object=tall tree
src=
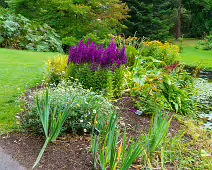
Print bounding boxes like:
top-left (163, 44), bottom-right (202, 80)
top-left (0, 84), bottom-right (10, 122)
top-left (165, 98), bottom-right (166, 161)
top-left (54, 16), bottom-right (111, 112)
top-left (123, 0), bottom-right (174, 41)
top-left (182, 0), bottom-right (212, 37)
top-left (176, 0), bottom-right (181, 40)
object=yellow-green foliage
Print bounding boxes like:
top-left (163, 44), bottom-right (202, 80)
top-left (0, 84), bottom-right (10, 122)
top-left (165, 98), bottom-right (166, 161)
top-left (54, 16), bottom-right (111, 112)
top-left (45, 55), bottom-right (68, 84)
top-left (142, 40), bottom-right (180, 65)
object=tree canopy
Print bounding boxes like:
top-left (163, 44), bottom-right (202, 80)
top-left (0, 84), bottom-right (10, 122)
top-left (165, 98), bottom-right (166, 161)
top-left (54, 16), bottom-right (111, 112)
top-left (8, 0), bottom-right (129, 39)
top-left (123, 0), bottom-right (175, 41)
top-left (1, 0), bottom-right (211, 44)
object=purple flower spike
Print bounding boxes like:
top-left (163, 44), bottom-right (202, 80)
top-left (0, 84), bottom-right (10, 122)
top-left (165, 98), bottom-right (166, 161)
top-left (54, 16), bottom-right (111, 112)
top-left (68, 39), bottom-right (128, 70)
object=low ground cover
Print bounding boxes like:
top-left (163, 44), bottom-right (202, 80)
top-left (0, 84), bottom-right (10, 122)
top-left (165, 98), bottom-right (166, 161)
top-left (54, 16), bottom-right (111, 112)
top-left (0, 48), bottom-right (57, 132)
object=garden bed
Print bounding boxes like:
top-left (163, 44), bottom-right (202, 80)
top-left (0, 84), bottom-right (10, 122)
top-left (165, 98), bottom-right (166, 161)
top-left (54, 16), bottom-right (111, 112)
top-left (0, 133), bottom-right (92, 170)
top-left (1, 39), bottom-right (211, 169)
top-left (0, 97), bottom-right (182, 169)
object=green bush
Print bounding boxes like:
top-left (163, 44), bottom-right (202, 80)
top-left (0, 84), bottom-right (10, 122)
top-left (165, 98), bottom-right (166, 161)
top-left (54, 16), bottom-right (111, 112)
top-left (196, 32), bottom-right (212, 50)
top-left (0, 13), bottom-right (63, 52)
top-left (62, 36), bottom-right (79, 53)
top-left (20, 81), bottom-right (113, 135)
top-left (142, 41), bottom-right (180, 66)
top-left (67, 63), bottom-right (126, 98)
top-left (127, 40), bottom-right (194, 115)
top-left (62, 34), bottom-right (111, 54)
top-left (45, 55), bottom-right (127, 98)
top-left (160, 73), bottom-right (194, 115)
top-left (131, 60), bottom-right (194, 115)
top-left (0, 6), bottom-right (5, 14)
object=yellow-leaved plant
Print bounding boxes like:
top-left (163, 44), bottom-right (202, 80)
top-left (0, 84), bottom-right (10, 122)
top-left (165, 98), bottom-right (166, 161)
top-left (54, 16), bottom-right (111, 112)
top-left (45, 55), bottom-right (68, 84)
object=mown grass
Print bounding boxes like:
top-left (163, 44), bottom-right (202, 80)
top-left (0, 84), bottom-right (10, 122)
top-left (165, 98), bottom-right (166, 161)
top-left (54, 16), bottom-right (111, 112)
top-left (170, 38), bottom-right (212, 69)
top-left (0, 48), bottom-right (58, 133)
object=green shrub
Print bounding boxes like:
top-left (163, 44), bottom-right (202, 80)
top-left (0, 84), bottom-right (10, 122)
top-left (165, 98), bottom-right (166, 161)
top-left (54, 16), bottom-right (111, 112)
top-left (128, 39), bottom-right (194, 115)
top-left (82, 33), bottom-right (112, 47)
top-left (160, 73), bottom-right (194, 115)
top-left (196, 32), bottom-right (212, 50)
top-left (45, 56), bottom-right (127, 98)
top-left (0, 13), bottom-right (63, 52)
top-left (62, 34), bottom-right (112, 54)
top-left (131, 63), bottom-right (195, 115)
top-left (20, 81), bottom-right (113, 135)
top-left (142, 41), bottom-right (180, 66)
top-left (0, 6), bottom-right (5, 14)
top-left (62, 36), bottom-right (79, 53)
top-left (131, 62), bottom-right (166, 114)
top-left (67, 63), bottom-right (126, 98)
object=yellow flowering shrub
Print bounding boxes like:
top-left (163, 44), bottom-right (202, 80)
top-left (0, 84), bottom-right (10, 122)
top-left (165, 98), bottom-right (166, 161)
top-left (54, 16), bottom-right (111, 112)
top-left (142, 40), bottom-right (180, 65)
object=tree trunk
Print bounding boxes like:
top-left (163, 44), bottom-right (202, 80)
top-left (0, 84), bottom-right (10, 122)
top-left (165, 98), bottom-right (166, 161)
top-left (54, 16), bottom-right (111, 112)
top-left (176, 0), bottom-right (181, 40)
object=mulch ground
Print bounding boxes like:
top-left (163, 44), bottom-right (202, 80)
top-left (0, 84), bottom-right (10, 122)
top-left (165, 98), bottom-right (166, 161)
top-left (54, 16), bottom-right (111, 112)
top-left (0, 96), bottom-right (182, 170)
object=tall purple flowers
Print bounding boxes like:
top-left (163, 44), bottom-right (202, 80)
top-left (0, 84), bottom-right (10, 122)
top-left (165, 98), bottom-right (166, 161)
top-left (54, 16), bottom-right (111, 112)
top-left (68, 39), bottom-right (128, 69)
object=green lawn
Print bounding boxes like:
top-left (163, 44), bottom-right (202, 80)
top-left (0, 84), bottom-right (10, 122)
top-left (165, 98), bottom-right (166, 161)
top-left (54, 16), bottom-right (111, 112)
top-left (0, 48), bottom-right (58, 133)
top-left (171, 38), bottom-right (212, 69)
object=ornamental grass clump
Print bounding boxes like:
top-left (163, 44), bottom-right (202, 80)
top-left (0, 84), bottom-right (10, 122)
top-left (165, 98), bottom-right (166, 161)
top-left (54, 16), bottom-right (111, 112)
top-left (91, 111), bottom-right (171, 169)
top-left (32, 88), bottom-right (75, 169)
top-left (68, 39), bottom-right (128, 69)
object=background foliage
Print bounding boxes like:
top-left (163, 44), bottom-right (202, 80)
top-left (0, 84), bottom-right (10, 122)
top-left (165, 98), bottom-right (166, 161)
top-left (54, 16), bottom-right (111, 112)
top-left (0, 13), bottom-right (63, 52)
top-left (1, 0), bottom-right (211, 46)
top-left (123, 0), bottom-right (175, 41)
top-left (7, 0), bottom-right (129, 48)
top-left (196, 32), bottom-right (212, 50)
